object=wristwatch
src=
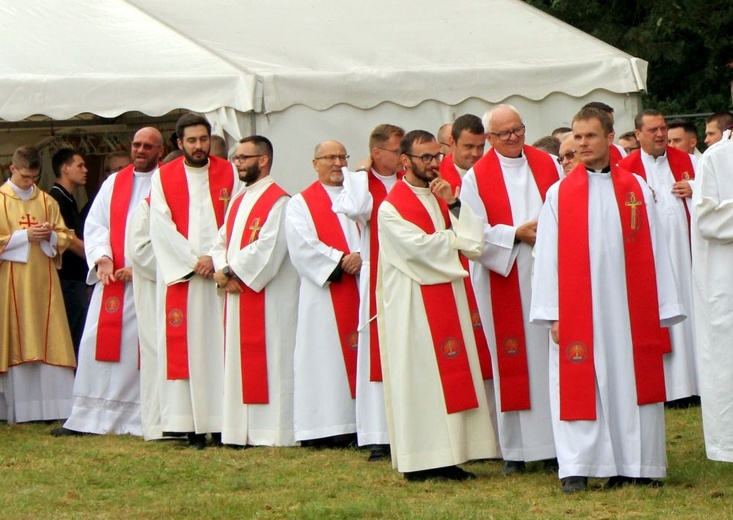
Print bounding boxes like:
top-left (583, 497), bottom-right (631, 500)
top-left (222, 265), bottom-right (234, 278)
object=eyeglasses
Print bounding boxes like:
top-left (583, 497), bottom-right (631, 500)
top-left (489, 125), bottom-right (526, 141)
top-left (232, 154), bottom-right (264, 162)
top-left (377, 147), bottom-right (401, 155)
top-left (557, 150), bottom-right (578, 164)
top-left (315, 154), bottom-right (349, 162)
top-left (405, 152), bottom-right (445, 165)
top-left (623, 146), bottom-right (640, 154)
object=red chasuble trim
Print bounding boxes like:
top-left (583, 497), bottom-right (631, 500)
top-left (472, 146), bottom-right (559, 411)
top-left (366, 171), bottom-right (404, 382)
top-left (558, 164), bottom-right (667, 421)
top-left (618, 146), bottom-right (695, 354)
top-left (225, 183), bottom-right (289, 404)
top-left (95, 166), bottom-right (135, 362)
top-left (385, 180), bottom-right (479, 414)
top-left (609, 144), bottom-right (623, 167)
top-left (160, 156), bottom-right (234, 380)
top-left (439, 154), bottom-right (463, 189)
top-left (301, 181), bottom-right (359, 399)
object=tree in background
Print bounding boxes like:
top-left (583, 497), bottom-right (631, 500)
top-left (523, 0), bottom-right (733, 116)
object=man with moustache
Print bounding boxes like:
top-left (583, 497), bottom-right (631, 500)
top-left (461, 104), bottom-right (561, 476)
top-left (439, 114), bottom-right (486, 189)
top-left (209, 136), bottom-right (298, 447)
top-left (377, 130), bottom-right (498, 481)
top-left (333, 124), bottom-right (404, 461)
top-left (53, 127), bottom-right (164, 437)
top-left (285, 140), bottom-right (361, 448)
top-left (149, 113), bottom-right (239, 449)
top-left (619, 109), bottom-right (698, 404)
top-left (531, 107), bottom-right (683, 492)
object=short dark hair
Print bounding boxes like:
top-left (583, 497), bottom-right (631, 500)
top-left (551, 126), bottom-right (572, 138)
top-left (706, 111), bottom-right (733, 132)
top-left (369, 124), bottom-right (405, 151)
top-left (13, 146), bottom-right (41, 171)
top-left (573, 107), bottom-right (614, 136)
top-left (52, 148), bottom-right (82, 178)
top-left (667, 119), bottom-right (698, 139)
top-left (239, 135), bottom-right (274, 165)
top-left (400, 130), bottom-right (435, 155)
top-left (451, 114), bottom-right (484, 142)
top-left (582, 101), bottom-right (614, 114)
top-left (175, 113), bottom-right (211, 140)
top-left (634, 109), bottom-right (664, 131)
top-left (532, 136), bottom-right (561, 156)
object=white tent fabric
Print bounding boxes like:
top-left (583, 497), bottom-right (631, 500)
top-left (0, 0), bottom-right (648, 192)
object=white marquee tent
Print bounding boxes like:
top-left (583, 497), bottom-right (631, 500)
top-left (0, 0), bottom-right (647, 193)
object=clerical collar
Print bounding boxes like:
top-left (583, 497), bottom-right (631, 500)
top-left (183, 160), bottom-right (210, 174)
top-left (641, 149), bottom-right (667, 162)
top-left (495, 150), bottom-right (525, 164)
top-left (133, 168), bottom-right (156, 178)
top-left (585, 165), bottom-right (611, 174)
top-left (7, 180), bottom-right (34, 200)
top-left (245, 175), bottom-right (272, 190)
top-left (454, 164), bottom-right (467, 177)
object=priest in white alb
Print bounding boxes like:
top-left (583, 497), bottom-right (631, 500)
top-left (285, 140), bottom-right (361, 447)
top-left (125, 196), bottom-right (161, 441)
top-left (56, 128), bottom-right (163, 437)
top-left (378, 130), bottom-right (498, 481)
top-left (0, 146), bottom-right (76, 423)
top-left (210, 135), bottom-right (298, 447)
top-left (150, 114), bottom-right (240, 449)
top-left (332, 124), bottom-right (404, 461)
top-left (531, 107), bottom-right (685, 493)
top-left (692, 129), bottom-right (733, 462)
top-left (461, 105), bottom-right (560, 475)
top-left (619, 109), bottom-right (699, 402)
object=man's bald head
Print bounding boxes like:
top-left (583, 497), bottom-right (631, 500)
top-left (131, 127), bottom-right (164, 173)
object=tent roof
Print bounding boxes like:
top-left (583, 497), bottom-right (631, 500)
top-left (0, 0), bottom-right (647, 121)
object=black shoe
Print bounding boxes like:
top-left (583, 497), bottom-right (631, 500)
top-left (188, 433), bottom-right (206, 450)
top-left (210, 432), bottom-right (222, 447)
top-left (330, 433), bottom-right (358, 448)
top-left (436, 466), bottom-right (477, 481)
top-left (368, 444), bottom-right (391, 462)
top-left (501, 460), bottom-right (526, 475)
top-left (405, 469), bottom-right (445, 482)
top-left (606, 476), bottom-right (634, 489)
top-left (561, 476), bottom-right (588, 493)
top-left (50, 427), bottom-right (88, 437)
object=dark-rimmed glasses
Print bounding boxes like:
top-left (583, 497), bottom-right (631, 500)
top-left (489, 125), bottom-right (526, 141)
top-left (405, 152), bottom-right (445, 164)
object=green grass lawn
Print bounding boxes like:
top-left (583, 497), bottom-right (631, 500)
top-left (2, 407), bottom-right (733, 519)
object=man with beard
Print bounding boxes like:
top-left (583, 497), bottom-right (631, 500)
top-left (52, 128), bottom-right (163, 437)
top-left (285, 140), bottom-right (361, 448)
top-left (209, 136), bottom-right (298, 447)
top-left (149, 113), bottom-right (240, 449)
top-left (439, 114), bottom-right (486, 189)
top-left (461, 104), bottom-right (560, 476)
top-left (332, 124), bottom-right (404, 462)
top-left (377, 130), bottom-right (498, 481)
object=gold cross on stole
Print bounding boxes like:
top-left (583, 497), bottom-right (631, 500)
top-left (625, 192), bottom-right (642, 231)
top-left (248, 218), bottom-right (262, 244)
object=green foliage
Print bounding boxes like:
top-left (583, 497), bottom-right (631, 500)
top-left (524, 0), bottom-right (733, 115)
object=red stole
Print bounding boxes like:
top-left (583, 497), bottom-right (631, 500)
top-left (225, 182), bottom-right (289, 404)
top-left (300, 181), bottom-right (359, 399)
top-left (439, 154), bottom-right (463, 189)
top-left (366, 171), bottom-right (404, 382)
top-left (160, 156), bottom-right (234, 380)
top-left (472, 146), bottom-right (559, 411)
top-left (384, 180), bottom-right (479, 414)
top-left (618, 146), bottom-right (695, 354)
top-left (558, 163), bottom-right (667, 421)
top-left (609, 144), bottom-right (623, 166)
top-left (95, 166), bottom-right (135, 362)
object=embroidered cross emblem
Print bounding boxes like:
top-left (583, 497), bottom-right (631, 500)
top-left (18, 213), bottom-right (37, 228)
top-left (625, 192), bottom-right (642, 231)
top-left (248, 218), bottom-right (262, 243)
